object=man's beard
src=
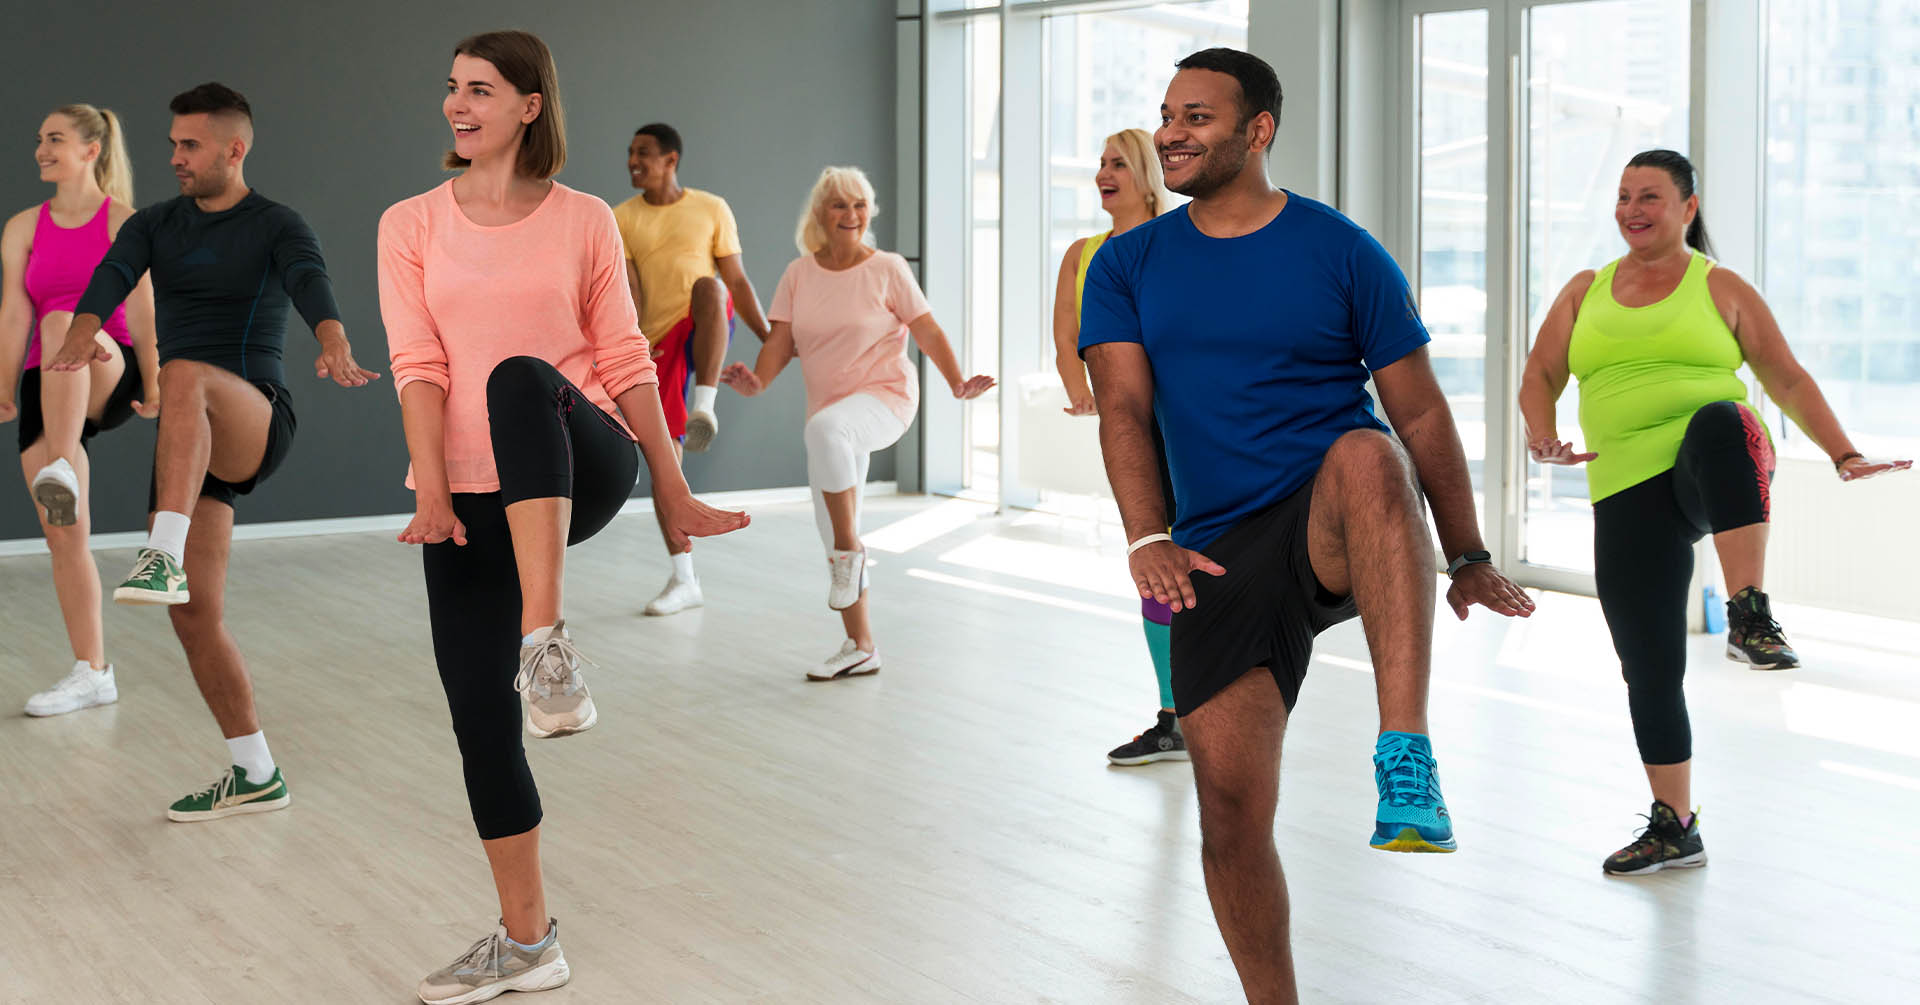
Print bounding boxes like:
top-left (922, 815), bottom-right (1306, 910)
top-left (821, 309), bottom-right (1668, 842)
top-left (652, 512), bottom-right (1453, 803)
top-left (1166, 132), bottom-right (1250, 199)
top-left (179, 169), bottom-right (226, 198)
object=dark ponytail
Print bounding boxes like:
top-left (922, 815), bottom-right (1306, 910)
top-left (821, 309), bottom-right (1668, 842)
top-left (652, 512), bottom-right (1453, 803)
top-left (1626, 149), bottom-right (1714, 258)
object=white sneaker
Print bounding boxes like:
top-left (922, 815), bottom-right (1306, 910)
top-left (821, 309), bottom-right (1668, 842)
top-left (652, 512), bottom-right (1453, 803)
top-left (516, 621), bottom-right (597, 739)
top-left (808, 640), bottom-right (881, 681)
top-left (684, 408), bottom-right (718, 453)
top-left (644, 576), bottom-right (704, 616)
top-left (24, 660), bottom-right (118, 716)
top-left (827, 548), bottom-right (867, 610)
top-left (31, 458), bottom-right (80, 527)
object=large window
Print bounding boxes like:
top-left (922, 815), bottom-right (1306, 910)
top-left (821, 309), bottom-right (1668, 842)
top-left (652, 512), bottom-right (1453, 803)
top-left (1764, 0), bottom-right (1920, 460)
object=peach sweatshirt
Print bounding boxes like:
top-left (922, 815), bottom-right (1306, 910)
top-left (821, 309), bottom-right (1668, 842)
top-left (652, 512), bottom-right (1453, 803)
top-left (378, 181), bottom-right (658, 492)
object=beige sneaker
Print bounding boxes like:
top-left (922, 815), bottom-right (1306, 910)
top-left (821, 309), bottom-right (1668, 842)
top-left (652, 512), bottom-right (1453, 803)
top-left (515, 621), bottom-right (597, 739)
top-left (418, 920), bottom-right (569, 1005)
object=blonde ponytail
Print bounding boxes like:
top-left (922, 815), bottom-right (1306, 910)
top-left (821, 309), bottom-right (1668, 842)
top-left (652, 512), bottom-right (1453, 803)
top-left (52, 103), bottom-right (134, 206)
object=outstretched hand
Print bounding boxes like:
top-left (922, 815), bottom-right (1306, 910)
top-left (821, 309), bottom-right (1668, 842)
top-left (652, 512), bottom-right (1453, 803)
top-left (952, 374), bottom-right (996, 400)
top-left (1445, 563), bottom-right (1535, 621)
top-left (315, 330), bottom-right (381, 388)
top-left (1129, 540), bottom-right (1224, 614)
top-left (1528, 437), bottom-right (1596, 465)
top-left (656, 486), bottom-right (750, 554)
top-left (1838, 455), bottom-right (1912, 482)
top-left (720, 362), bottom-right (764, 397)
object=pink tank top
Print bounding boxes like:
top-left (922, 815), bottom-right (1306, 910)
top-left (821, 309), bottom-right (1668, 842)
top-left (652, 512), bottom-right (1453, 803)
top-left (23, 200), bottom-right (131, 369)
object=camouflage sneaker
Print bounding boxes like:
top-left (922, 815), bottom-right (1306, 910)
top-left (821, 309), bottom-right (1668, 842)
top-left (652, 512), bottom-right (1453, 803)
top-left (1726, 586), bottom-right (1799, 670)
top-left (418, 920), bottom-right (569, 1005)
top-left (167, 765), bottom-right (290, 822)
top-left (1603, 801), bottom-right (1706, 876)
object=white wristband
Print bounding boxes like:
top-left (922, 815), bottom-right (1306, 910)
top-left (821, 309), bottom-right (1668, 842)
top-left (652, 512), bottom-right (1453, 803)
top-left (1127, 533), bottom-right (1173, 555)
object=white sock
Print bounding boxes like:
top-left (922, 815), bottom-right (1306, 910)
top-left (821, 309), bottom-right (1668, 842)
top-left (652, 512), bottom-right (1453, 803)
top-left (148, 510), bottom-right (191, 564)
top-left (691, 384), bottom-right (718, 415)
top-left (671, 551), bottom-right (696, 583)
top-left (225, 731), bottom-right (276, 782)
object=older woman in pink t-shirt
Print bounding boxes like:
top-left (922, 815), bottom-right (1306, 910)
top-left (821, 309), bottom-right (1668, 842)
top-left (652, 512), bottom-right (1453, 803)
top-left (724, 167), bottom-right (990, 681)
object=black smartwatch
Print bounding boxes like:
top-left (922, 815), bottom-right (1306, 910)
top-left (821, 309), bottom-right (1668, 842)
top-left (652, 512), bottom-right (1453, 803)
top-left (1446, 550), bottom-right (1492, 578)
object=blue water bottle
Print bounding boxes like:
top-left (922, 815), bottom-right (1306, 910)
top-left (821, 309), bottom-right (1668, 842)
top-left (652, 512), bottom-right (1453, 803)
top-left (1702, 584), bottom-right (1727, 634)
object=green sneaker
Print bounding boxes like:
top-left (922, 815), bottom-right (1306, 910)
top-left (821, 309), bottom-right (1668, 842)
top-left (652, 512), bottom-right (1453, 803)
top-left (167, 765), bottom-right (290, 822)
top-left (114, 547), bottom-right (190, 606)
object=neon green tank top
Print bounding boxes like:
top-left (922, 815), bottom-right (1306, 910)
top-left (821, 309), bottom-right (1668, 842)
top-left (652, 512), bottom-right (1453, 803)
top-left (1072, 230), bottom-right (1110, 320)
top-left (1568, 252), bottom-right (1754, 502)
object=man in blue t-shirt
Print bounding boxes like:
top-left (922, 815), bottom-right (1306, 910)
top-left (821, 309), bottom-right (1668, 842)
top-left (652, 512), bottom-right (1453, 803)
top-left (1079, 48), bottom-right (1534, 999)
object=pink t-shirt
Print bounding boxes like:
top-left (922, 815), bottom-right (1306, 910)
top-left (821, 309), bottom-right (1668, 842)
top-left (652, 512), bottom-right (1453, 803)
top-left (768, 250), bottom-right (929, 425)
top-left (377, 181), bottom-right (658, 492)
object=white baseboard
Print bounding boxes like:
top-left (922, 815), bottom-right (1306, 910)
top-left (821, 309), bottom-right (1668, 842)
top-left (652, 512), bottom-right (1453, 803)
top-left (0, 483), bottom-right (897, 558)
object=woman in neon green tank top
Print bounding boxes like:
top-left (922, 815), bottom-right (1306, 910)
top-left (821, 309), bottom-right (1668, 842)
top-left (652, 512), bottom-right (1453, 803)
top-left (1048, 127), bottom-right (1190, 765)
top-left (1519, 150), bottom-right (1910, 877)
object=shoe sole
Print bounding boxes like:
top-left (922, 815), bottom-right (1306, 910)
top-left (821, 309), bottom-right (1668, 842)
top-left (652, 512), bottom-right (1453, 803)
top-left (167, 791), bottom-right (291, 822)
top-left (24, 690), bottom-right (118, 717)
top-left (806, 660), bottom-right (881, 682)
top-left (1725, 645), bottom-right (1797, 670)
top-left (527, 705), bottom-right (598, 739)
top-left (1370, 827), bottom-right (1457, 853)
top-left (683, 415), bottom-right (716, 453)
top-left (33, 479), bottom-right (78, 527)
top-left (114, 586), bottom-right (189, 606)
top-left (420, 957), bottom-right (571, 1005)
top-left (1107, 749), bottom-right (1191, 766)
top-left (1604, 851), bottom-right (1707, 876)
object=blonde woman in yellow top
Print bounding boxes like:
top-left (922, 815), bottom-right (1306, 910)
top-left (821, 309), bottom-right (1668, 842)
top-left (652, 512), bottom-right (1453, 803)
top-left (1050, 127), bottom-right (1186, 765)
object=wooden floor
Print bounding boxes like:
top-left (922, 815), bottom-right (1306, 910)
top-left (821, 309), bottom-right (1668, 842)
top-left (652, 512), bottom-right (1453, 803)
top-left (1, 494), bottom-right (1916, 1003)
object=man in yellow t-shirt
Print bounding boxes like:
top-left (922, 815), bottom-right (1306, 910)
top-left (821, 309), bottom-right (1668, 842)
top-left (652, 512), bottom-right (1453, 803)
top-left (614, 122), bottom-right (771, 615)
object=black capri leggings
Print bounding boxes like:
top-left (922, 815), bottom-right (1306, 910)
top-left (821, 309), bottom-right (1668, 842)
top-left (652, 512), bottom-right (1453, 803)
top-left (422, 356), bottom-right (640, 840)
top-left (1592, 399), bottom-right (1774, 766)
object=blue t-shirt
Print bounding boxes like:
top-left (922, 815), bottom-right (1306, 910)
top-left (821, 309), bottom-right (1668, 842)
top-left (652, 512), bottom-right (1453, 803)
top-left (1078, 193), bottom-right (1429, 551)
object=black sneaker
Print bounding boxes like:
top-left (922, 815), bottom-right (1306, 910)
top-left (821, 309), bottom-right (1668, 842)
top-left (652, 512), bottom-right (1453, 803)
top-left (1107, 711), bottom-right (1189, 766)
top-left (1603, 801), bottom-right (1706, 876)
top-left (1726, 587), bottom-right (1799, 670)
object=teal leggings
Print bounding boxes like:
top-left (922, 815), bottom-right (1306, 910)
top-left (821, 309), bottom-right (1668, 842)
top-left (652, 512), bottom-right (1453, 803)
top-left (1144, 617), bottom-right (1174, 711)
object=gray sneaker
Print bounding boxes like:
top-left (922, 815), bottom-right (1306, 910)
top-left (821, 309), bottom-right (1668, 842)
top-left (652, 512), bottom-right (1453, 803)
top-left (515, 621), bottom-right (597, 739)
top-left (418, 920), bottom-right (569, 1005)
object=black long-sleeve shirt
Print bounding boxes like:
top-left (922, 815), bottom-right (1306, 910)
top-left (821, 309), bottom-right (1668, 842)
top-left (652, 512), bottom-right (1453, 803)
top-left (76, 191), bottom-right (340, 386)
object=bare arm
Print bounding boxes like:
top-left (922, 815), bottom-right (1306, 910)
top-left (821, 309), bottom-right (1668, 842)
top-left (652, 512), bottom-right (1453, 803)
top-left (1086, 342), bottom-right (1222, 612)
top-left (720, 321), bottom-right (795, 396)
top-left (625, 259), bottom-right (645, 326)
top-left (396, 381), bottom-right (464, 545)
top-left (906, 312), bottom-right (968, 395)
top-left (1052, 241), bottom-right (1096, 414)
top-left (1373, 346), bottom-right (1488, 564)
top-left (1517, 270), bottom-right (1597, 462)
top-left (1377, 347), bottom-right (1535, 619)
top-left (716, 254), bottom-right (771, 342)
top-left (0, 210), bottom-right (34, 417)
top-left (1710, 267), bottom-right (1904, 477)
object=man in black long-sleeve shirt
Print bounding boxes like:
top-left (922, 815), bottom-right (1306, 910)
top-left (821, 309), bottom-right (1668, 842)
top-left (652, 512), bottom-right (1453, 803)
top-left (51, 83), bottom-right (379, 823)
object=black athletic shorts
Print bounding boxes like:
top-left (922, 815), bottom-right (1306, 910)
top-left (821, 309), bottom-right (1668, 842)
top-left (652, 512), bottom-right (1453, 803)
top-left (15, 356), bottom-right (144, 454)
top-left (1169, 474), bottom-right (1358, 715)
top-left (146, 380), bottom-right (296, 510)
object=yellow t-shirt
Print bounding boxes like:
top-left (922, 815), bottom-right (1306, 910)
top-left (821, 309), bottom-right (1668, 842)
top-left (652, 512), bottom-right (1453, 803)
top-left (611, 188), bottom-right (743, 338)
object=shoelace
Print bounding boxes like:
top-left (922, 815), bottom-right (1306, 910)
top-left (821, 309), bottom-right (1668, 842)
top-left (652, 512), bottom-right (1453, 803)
top-left (452, 931), bottom-right (505, 977)
top-left (513, 635), bottom-right (597, 696)
top-left (1619, 812), bottom-right (1673, 859)
top-left (129, 550), bottom-right (168, 582)
top-left (189, 769), bottom-right (237, 805)
top-left (1374, 739), bottom-right (1439, 808)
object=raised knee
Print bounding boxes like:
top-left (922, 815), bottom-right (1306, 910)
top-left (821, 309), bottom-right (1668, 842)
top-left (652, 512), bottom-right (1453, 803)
top-left (485, 355), bottom-right (552, 405)
top-left (691, 275), bottom-right (725, 311)
top-left (37, 311), bottom-right (75, 352)
top-left (1324, 428), bottom-right (1412, 490)
top-left (802, 414), bottom-right (842, 455)
top-left (158, 360), bottom-right (210, 400)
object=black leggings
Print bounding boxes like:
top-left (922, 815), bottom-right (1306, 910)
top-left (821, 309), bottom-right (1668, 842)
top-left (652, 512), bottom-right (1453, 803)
top-left (1592, 400), bottom-right (1774, 766)
top-left (422, 356), bottom-right (639, 840)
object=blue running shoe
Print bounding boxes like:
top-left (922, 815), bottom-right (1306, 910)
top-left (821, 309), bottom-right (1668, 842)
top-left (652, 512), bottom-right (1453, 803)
top-left (1370, 731), bottom-right (1456, 852)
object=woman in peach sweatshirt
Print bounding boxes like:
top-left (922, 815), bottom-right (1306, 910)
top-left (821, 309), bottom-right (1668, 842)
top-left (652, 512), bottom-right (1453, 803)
top-left (378, 30), bottom-right (747, 1004)
top-left (724, 166), bottom-right (990, 682)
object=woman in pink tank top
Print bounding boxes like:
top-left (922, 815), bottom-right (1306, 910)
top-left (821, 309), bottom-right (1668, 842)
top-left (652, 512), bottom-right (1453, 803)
top-left (0, 103), bottom-right (157, 717)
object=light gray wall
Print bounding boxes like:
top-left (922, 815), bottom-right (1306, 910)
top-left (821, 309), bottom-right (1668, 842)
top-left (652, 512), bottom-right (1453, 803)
top-left (1, 0), bottom-right (900, 539)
